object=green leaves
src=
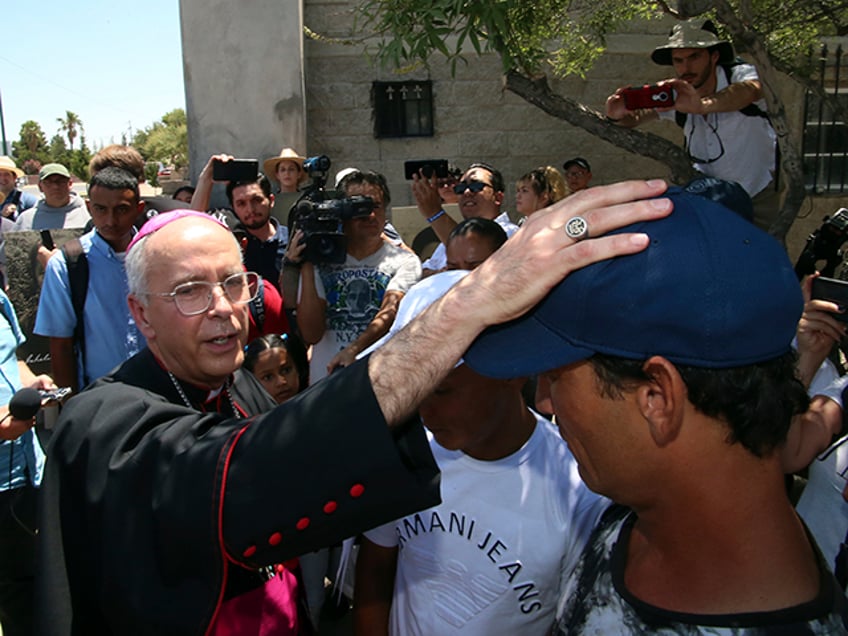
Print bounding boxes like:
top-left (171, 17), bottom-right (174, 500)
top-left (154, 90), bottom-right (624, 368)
top-left (356, 0), bottom-right (662, 76)
top-left (354, 0), bottom-right (846, 81)
top-left (132, 109), bottom-right (188, 171)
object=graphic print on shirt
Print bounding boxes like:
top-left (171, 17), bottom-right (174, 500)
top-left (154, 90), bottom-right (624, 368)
top-left (320, 266), bottom-right (390, 345)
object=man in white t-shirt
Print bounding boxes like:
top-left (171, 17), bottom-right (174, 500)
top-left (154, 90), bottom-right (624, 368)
top-left (296, 170), bottom-right (421, 383)
top-left (354, 271), bottom-right (605, 636)
top-left (605, 19), bottom-right (777, 230)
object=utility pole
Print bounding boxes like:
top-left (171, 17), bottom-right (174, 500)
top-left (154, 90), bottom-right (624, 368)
top-left (0, 89), bottom-right (8, 156)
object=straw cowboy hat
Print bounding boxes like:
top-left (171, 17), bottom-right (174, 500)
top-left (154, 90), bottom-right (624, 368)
top-left (263, 148), bottom-right (305, 181)
top-left (0, 156), bottom-right (24, 179)
top-left (651, 19), bottom-right (735, 66)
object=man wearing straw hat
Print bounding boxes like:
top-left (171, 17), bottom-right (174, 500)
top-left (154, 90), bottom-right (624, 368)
top-left (0, 157), bottom-right (37, 222)
top-left (605, 18), bottom-right (778, 230)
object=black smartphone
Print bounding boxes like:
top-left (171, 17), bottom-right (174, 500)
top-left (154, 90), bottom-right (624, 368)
top-left (404, 159), bottom-right (449, 180)
top-left (622, 84), bottom-right (676, 110)
top-left (212, 158), bottom-right (259, 182)
top-left (40, 230), bottom-right (55, 251)
top-left (811, 276), bottom-right (848, 323)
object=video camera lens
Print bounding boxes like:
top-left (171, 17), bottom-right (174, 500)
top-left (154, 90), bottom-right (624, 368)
top-left (303, 155), bottom-right (331, 175)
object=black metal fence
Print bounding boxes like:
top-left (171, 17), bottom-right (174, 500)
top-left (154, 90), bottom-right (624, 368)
top-left (803, 43), bottom-right (847, 194)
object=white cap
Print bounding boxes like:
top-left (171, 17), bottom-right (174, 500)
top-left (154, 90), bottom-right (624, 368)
top-left (359, 270), bottom-right (470, 359)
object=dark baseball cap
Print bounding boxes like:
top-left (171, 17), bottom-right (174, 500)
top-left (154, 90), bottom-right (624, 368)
top-left (464, 188), bottom-right (801, 379)
top-left (562, 157), bottom-right (591, 172)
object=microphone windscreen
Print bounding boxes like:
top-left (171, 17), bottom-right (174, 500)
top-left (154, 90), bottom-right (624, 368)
top-left (9, 388), bottom-right (42, 420)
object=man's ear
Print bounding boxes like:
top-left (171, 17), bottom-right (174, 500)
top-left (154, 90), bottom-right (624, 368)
top-left (710, 49), bottom-right (721, 67)
top-left (128, 294), bottom-right (155, 340)
top-left (636, 356), bottom-right (686, 448)
top-left (269, 193), bottom-right (275, 208)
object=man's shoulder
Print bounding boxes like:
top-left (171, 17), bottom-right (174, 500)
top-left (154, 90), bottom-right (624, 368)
top-left (724, 61), bottom-right (759, 83)
top-left (18, 190), bottom-right (38, 210)
top-left (380, 240), bottom-right (421, 263)
top-left (494, 212), bottom-right (520, 235)
top-left (11, 205), bottom-right (39, 230)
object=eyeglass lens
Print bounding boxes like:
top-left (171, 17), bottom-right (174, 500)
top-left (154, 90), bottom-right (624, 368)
top-left (173, 272), bottom-right (258, 315)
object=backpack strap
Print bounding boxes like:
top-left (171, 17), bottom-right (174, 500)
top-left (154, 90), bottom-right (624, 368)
top-left (60, 239), bottom-right (89, 372)
top-left (248, 276), bottom-right (266, 332)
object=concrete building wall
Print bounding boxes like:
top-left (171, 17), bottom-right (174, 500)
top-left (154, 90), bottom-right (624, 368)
top-left (180, 0), bottom-right (307, 193)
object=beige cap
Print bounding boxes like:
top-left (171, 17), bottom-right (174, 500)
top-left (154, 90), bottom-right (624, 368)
top-left (651, 19), bottom-right (734, 66)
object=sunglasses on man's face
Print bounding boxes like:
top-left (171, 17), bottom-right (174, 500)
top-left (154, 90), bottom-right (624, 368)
top-left (453, 181), bottom-right (492, 195)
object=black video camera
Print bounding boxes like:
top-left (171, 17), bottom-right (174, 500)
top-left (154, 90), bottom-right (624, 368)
top-left (795, 207), bottom-right (848, 280)
top-left (289, 155), bottom-right (375, 264)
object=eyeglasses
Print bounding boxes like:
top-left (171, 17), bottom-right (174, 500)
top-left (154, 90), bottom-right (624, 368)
top-left (148, 272), bottom-right (260, 316)
top-left (453, 181), bottom-right (493, 195)
top-left (685, 115), bottom-right (726, 165)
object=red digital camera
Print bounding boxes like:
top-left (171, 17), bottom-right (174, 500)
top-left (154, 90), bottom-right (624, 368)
top-left (622, 84), bottom-right (676, 110)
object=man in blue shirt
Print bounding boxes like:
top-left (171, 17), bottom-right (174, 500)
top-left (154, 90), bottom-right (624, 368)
top-left (0, 289), bottom-right (56, 636)
top-left (34, 167), bottom-right (145, 393)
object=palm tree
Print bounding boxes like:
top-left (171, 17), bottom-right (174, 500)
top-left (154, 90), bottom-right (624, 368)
top-left (56, 111), bottom-right (83, 150)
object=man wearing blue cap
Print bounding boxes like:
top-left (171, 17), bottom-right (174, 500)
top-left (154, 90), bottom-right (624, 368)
top-left (464, 190), bottom-right (848, 633)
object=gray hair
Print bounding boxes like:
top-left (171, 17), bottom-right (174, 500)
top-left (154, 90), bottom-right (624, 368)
top-left (125, 233), bottom-right (151, 300)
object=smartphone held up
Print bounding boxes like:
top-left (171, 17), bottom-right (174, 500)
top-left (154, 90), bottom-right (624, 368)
top-left (622, 84), bottom-right (676, 110)
top-left (212, 158), bottom-right (259, 182)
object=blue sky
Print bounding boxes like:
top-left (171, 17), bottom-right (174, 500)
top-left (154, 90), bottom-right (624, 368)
top-left (1, 0), bottom-right (186, 154)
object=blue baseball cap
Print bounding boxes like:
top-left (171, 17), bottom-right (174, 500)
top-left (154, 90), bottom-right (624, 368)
top-left (464, 189), bottom-right (802, 379)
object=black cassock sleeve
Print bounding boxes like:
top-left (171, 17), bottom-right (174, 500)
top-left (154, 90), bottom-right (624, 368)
top-left (36, 355), bottom-right (439, 635)
top-left (221, 355), bottom-right (441, 564)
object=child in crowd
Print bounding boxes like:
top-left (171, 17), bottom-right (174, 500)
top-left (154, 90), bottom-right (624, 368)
top-left (243, 333), bottom-right (309, 404)
top-left (514, 166), bottom-right (567, 219)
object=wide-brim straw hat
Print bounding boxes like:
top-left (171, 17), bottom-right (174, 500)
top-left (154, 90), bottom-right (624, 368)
top-left (0, 156), bottom-right (24, 179)
top-left (651, 19), bottom-right (735, 66)
top-left (264, 148), bottom-right (306, 181)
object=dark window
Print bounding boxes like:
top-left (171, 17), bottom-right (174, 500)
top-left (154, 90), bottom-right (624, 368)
top-left (803, 44), bottom-right (847, 194)
top-left (373, 81), bottom-right (434, 138)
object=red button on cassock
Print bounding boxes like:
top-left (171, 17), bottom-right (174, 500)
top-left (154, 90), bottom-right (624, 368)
top-left (296, 517), bottom-right (310, 531)
top-left (242, 545), bottom-right (257, 558)
top-left (350, 483), bottom-right (365, 498)
top-left (323, 501), bottom-right (338, 514)
top-left (268, 532), bottom-right (282, 546)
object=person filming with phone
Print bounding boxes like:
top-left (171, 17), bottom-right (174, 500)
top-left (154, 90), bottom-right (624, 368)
top-left (191, 154), bottom-right (289, 291)
top-left (605, 18), bottom-right (777, 230)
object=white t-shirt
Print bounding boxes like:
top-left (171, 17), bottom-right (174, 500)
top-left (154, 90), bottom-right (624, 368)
top-left (306, 242), bottom-right (421, 382)
top-left (365, 414), bottom-right (606, 636)
top-left (659, 63), bottom-right (775, 198)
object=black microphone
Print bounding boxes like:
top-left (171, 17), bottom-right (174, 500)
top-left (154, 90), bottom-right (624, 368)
top-left (9, 388), bottom-right (42, 420)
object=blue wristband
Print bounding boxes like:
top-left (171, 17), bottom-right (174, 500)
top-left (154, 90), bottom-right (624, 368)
top-left (427, 209), bottom-right (447, 223)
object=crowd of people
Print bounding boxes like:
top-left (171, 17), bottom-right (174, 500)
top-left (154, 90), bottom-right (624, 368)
top-left (0, 15), bottom-right (844, 636)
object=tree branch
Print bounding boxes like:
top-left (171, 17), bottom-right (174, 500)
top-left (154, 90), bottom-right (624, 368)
top-left (503, 70), bottom-right (697, 185)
